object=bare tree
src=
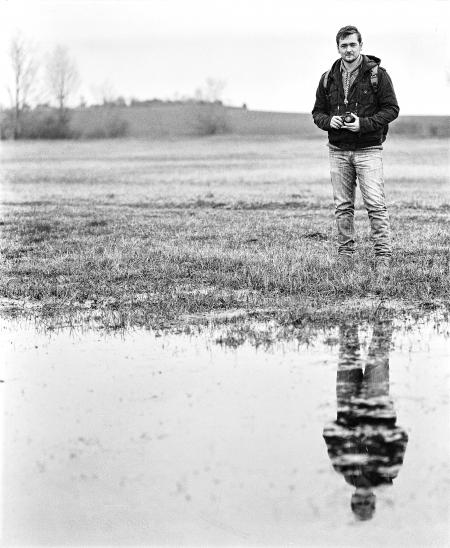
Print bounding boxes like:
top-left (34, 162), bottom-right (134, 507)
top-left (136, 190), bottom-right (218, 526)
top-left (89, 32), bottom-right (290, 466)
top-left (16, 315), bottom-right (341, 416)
top-left (204, 77), bottom-right (226, 103)
top-left (194, 77), bottom-right (227, 104)
top-left (46, 45), bottom-right (80, 114)
top-left (8, 34), bottom-right (38, 139)
top-left (98, 79), bottom-right (117, 105)
top-left (194, 78), bottom-right (229, 135)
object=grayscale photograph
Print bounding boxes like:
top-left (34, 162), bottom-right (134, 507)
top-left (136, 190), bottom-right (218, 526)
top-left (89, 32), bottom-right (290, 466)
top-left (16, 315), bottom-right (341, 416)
top-left (0, 0), bottom-right (449, 546)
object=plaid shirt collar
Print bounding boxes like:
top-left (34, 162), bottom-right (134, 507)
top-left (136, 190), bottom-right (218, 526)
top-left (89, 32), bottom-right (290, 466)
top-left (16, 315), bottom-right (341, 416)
top-left (340, 54), bottom-right (363, 75)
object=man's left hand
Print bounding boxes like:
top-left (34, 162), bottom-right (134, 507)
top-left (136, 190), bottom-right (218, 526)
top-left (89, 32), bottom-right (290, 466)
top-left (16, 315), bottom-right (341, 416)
top-left (343, 114), bottom-right (360, 132)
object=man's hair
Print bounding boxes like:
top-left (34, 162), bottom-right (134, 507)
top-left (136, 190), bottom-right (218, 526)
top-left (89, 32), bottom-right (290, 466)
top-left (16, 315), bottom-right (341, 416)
top-left (336, 26), bottom-right (362, 46)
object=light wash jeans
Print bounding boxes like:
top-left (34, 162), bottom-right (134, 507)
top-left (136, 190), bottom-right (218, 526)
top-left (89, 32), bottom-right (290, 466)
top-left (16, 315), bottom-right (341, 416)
top-left (329, 146), bottom-right (392, 258)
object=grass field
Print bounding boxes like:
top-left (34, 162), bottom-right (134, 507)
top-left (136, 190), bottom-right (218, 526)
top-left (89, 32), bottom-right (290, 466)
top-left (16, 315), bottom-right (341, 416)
top-left (0, 136), bottom-right (448, 331)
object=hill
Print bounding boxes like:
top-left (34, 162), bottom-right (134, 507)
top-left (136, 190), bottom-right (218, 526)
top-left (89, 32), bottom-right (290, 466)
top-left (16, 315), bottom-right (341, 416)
top-left (70, 104), bottom-right (448, 139)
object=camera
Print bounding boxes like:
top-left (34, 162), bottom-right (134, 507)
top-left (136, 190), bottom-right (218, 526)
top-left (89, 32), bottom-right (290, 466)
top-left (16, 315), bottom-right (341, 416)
top-left (341, 112), bottom-right (355, 124)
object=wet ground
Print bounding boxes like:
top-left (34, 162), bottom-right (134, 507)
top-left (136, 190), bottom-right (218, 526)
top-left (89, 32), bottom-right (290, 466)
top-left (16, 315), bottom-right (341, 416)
top-left (1, 315), bottom-right (449, 546)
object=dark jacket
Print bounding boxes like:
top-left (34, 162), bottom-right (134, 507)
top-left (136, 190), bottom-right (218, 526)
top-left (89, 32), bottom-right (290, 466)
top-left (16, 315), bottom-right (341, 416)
top-left (323, 420), bottom-right (408, 488)
top-left (312, 55), bottom-right (399, 149)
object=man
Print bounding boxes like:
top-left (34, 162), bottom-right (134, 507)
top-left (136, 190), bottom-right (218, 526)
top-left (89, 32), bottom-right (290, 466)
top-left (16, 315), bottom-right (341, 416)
top-left (323, 320), bottom-right (408, 520)
top-left (312, 25), bottom-right (399, 270)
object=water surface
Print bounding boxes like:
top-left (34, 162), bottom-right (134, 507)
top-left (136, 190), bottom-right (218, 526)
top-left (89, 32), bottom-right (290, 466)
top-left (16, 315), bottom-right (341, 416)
top-left (1, 316), bottom-right (448, 546)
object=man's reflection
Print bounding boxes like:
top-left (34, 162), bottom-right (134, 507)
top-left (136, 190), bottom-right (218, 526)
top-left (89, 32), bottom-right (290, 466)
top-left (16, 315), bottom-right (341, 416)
top-left (323, 320), bottom-right (408, 520)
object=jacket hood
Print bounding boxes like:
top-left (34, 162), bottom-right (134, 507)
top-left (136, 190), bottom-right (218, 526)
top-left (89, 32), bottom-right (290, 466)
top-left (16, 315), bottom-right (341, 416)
top-left (330, 54), bottom-right (381, 75)
top-left (364, 55), bottom-right (381, 68)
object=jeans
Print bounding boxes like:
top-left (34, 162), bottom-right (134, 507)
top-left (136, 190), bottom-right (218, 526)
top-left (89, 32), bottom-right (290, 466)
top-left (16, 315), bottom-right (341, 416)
top-left (329, 146), bottom-right (392, 258)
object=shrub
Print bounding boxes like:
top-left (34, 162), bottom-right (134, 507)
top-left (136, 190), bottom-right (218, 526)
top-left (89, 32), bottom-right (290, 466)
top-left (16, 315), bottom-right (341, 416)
top-left (82, 107), bottom-right (128, 139)
top-left (24, 109), bottom-right (75, 139)
top-left (1, 108), bottom-right (76, 139)
top-left (0, 106), bottom-right (128, 140)
top-left (195, 103), bottom-right (230, 136)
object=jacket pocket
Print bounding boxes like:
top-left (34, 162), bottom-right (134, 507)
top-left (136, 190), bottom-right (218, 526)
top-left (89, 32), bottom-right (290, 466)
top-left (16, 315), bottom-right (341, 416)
top-left (359, 85), bottom-right (375, 105)
top-left (327, 88), bottom-right (340, 115)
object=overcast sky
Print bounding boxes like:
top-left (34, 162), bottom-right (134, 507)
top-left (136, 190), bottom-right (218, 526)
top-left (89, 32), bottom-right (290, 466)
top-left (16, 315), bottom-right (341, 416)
top-left (1, 0), bottom-right (448, 114)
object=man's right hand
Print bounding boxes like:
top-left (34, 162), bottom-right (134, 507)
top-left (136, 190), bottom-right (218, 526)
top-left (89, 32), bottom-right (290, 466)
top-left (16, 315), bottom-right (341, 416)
top-left (330, 116), bottom-right (344, 130)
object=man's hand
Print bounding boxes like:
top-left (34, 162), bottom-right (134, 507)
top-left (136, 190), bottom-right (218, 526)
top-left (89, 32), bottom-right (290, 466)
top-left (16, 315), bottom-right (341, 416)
top-left (343, 114), bottom-right (360, 132)
top-left (330, 116), bottom-right (344, 130)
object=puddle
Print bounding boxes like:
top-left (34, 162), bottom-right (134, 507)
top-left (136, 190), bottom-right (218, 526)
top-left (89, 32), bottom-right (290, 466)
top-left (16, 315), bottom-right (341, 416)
top-left (0, 316), bottom-right (449, 546)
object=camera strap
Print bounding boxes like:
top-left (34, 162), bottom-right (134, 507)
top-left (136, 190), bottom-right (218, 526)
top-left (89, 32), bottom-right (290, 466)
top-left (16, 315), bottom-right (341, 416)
top-left (343, 70), bottom-right (351, 106)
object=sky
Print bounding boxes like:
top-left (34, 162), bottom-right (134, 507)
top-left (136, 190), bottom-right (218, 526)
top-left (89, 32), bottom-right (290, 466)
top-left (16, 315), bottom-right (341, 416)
top-left (0, 0), bottom-right (449, 115)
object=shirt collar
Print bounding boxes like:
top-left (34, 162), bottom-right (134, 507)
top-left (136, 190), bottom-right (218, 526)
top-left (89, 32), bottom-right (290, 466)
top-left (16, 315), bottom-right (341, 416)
top-left (340, 54), bottom-right (363, 74)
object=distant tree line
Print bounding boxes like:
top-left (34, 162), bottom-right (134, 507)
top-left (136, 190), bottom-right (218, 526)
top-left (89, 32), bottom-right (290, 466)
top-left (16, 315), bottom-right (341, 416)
top-left (0, 34), bottom-right (231, 139)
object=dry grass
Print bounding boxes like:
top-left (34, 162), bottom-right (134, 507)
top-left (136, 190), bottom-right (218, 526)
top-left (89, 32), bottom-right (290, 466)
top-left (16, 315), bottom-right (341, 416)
top-left (0, 136), bottom-right (448, 330)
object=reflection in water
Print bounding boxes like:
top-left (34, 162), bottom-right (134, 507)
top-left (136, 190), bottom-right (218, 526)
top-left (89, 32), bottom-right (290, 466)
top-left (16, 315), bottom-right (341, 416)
top-left (323, 320), bottom-right (409, 521)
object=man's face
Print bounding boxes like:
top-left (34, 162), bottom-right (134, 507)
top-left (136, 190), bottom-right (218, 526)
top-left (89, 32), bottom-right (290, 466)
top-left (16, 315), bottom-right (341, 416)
top-left (338, 33), bottom-right (362, 63)
top-left (351, 491), bottom-right (376, 521)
